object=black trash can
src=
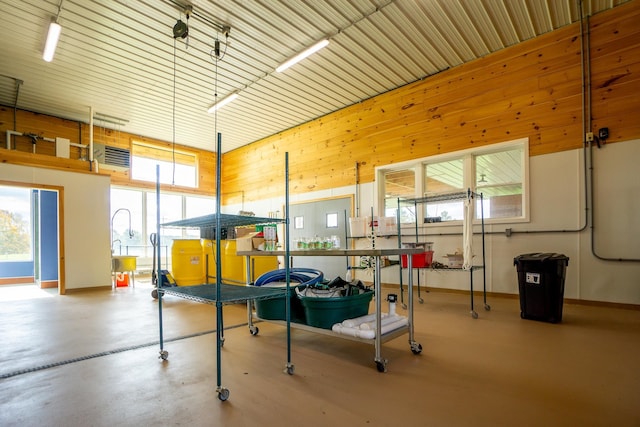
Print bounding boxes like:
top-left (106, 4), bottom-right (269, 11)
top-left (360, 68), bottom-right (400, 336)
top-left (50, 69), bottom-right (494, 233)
top-left (514, 253), bottom-right (569, 323)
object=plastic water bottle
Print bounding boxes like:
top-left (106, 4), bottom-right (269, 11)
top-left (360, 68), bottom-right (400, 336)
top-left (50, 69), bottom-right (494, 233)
top-left (387, 294), bottom-right (397, 316)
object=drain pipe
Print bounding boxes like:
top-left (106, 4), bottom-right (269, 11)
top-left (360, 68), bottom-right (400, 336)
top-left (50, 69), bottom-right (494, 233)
top-left (355, 161), bottom-right (360, 217)
top-left (89, 106), bottom-right (95, 172)
top-left (579, 5), bottom-right (638, 263)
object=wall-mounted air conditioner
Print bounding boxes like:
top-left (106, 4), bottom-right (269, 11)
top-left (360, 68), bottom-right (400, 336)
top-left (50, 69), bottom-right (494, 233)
top-left (93, 143), bottom-right (130, 171)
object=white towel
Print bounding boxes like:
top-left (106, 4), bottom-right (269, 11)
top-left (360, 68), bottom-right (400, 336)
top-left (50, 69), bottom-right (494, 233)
top-left (462, 192), bottom-right (474, 270)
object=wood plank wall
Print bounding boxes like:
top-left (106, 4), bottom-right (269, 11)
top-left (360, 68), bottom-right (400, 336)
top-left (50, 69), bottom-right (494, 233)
top-left (1, 2), bottom-right (638, 203)
top-left (221, 1), bottom-right (640, 204)
top-left (0, 108), bottom-right (216, 196)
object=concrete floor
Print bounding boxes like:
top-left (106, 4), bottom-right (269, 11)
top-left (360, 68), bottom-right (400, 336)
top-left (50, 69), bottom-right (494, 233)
top-left (0, 281), bottom-right (639, 427)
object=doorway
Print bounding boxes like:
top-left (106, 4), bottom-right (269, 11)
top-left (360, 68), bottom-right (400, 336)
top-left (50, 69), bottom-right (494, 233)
top-left (0, 183), bottom-right (63, 294)
top-left (289, 195), bottom-right (353, 280)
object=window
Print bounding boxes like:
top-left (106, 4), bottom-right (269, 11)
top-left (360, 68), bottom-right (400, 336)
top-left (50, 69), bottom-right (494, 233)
top-left (110, 188), bottom-right (143, 256)
top-left (378, 138), bottom-right (528, 224)
top-left (474, 148), bottom-right (523, 219)
top-left (185, 195), bottom-right (216, 238)
top-left (146, 193), bottom-right (183, 250)
top-left (424, 158), bottom-right (465, 221)
top-left (383, 169), bottom-right (416, 223)
top-left (0, 186), bottom-right (32, 261)
top-left (326, 213), bottom-right (338, 228)
top-left (131, 141), bottom-right (198, 188)
top-left (110, 187), bottom-right (214, 264)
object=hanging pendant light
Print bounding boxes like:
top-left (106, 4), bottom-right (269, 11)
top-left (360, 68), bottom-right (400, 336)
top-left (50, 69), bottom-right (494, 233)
top-left (43, 0), bottom-right (65, 62)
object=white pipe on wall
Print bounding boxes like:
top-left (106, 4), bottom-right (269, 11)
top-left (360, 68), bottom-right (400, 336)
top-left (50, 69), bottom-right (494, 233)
top-left (6, 130), bottom-right (22, 149)
top-left (89, 106), bottom-right (94, 164)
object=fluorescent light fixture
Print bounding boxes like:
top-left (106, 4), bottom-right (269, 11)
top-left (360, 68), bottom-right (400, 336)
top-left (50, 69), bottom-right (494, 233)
top-left (276, 39), bottom-right (329, 73)
top-left (207, 92), bottom-right (239, 113)
top-left (43, 21), bottom-right (62, 62)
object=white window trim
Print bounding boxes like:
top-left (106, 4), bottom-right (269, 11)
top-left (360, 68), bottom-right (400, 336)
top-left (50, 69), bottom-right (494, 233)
top-left (375, 137), bottom-right (530, 226)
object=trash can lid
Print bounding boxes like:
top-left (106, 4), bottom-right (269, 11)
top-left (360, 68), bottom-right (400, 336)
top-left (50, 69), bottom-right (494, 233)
top-left (514, 253), bottom-right (569, 264)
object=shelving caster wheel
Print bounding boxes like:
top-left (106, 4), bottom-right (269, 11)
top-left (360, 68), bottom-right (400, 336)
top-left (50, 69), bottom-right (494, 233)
top-left (159, 350), bottom-right (168, 360)
top-left (484, 303), bottom-right (491, 311)
top-left (284, 363), bottom-right (295, 375)
top-left (375, 359), bottom-right (388, 373)
top-left (152, 289), bottom-right (163, 299)
top-left (410, 342), bottom-right (423, 355)
top-left (249, 326), bottom-right (259, 335)
top-left (471, 310), bottom-right (478, 319)
top-left (401, 303), bottom-right (407, 310)
top-left (419, 297), bottom-right (424, 304)
top-left (217, 387), bottom-right (230, 402)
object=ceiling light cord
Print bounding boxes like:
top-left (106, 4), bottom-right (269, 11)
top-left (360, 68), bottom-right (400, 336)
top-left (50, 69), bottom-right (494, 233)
top-left (213, 51), bottom-right (219, 154)
top-left (54, 0), bottom-right (64, 22)
top-left (172, 37), bottom-right (177, 186)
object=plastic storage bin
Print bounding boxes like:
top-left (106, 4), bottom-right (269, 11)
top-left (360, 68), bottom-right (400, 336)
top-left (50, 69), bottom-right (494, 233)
top-left (514, 253), bottom-right (569, 323)
top-left (348, 217), bottom-right (367, 237)
top-left (366, 216), bottom-right (397, 236)
top-left (299, 290), bottom-right (374, 329)
top-left (254, 283), bottom-right (306, 323)
top-left (401, 242), bottom-right (434, 268)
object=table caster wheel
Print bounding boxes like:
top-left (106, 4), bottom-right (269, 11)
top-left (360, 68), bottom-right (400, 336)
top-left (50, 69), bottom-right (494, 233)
top-left (250, 326), bottom-right (259, 335)
top-left (411, 342), bottom-right (423, 354)
top-left (471, 310), bottom-right (478, 319)
top-left (284, 364), bottom-right (295, 375)
top-left (484, 303), bottom-right (491, 311)
top-left (159, 350), bottom-right (169, 360)
top-left (375, 360), bottom-right (387, 373)
top-left (217, 388), bottom-right (230, 401)
top-left (419, 298), bottom-right (424, 304)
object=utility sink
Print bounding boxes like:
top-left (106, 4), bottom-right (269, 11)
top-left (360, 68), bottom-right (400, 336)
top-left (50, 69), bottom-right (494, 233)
top-left (112, 255), bottom-right (137, 272)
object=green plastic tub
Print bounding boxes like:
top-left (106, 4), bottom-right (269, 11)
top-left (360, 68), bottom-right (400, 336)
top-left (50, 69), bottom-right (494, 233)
top-left (299, 290), bottom-right (373, 329)
top-left (254, 283), bottom-right (306, 323)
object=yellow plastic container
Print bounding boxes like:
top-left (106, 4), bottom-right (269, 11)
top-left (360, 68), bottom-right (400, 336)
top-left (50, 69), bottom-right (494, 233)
top-left (244, 255), bottom-right (278, 283)
top-left (171, 239), bottom-right (204, 285)
top-left (202, 240), bottom-right (245, 284)
top-left (223, 240), bottom-right (246, 283)
top-left (202, 239), bottom-right (217, 280)
top-left (203, 239), bottom-right (278, 285)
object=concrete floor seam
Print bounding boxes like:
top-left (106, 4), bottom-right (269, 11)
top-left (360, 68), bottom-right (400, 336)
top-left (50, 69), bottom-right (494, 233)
top-left (0, 322), bottom-right (248, 380)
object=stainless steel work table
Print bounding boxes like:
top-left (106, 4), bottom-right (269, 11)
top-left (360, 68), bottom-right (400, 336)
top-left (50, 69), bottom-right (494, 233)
top-left (237, 248), bottom-right (424, 373)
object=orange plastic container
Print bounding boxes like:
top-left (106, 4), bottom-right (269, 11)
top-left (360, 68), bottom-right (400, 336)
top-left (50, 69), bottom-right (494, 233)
top-left (115, 272), bottom-right (129, 287)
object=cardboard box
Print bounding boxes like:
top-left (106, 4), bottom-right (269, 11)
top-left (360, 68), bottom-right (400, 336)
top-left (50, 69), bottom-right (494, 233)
top-left (235, 226), bottom-right (257, 238)
top-left (236, 232), bottom-right (264, 252)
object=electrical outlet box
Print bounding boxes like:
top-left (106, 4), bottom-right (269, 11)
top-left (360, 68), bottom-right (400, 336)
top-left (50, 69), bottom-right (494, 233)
top-left (586, 132), bottom-right (594, 142)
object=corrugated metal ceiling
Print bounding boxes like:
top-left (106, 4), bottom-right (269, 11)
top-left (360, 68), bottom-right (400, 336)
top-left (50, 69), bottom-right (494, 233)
top-left (0, 0), bottom-right (630, 153)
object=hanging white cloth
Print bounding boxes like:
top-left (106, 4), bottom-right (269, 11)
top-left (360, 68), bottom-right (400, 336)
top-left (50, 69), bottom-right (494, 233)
top-left (462, 190), bottom-right (474, 270)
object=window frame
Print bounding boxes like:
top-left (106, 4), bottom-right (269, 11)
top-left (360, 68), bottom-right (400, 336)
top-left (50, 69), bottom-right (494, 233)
top-left (376, 138), bottom-right (529, 227)
top-left (130, 140), bottom-right (199, 188)
top-left (110, 186), bottom-right (215, 258)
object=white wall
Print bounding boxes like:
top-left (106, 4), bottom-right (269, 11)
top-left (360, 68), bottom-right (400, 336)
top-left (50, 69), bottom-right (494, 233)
top-left (226, 140), bottom-right (640, 305)
top-left (0, 164), bottom-right (112, 290)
